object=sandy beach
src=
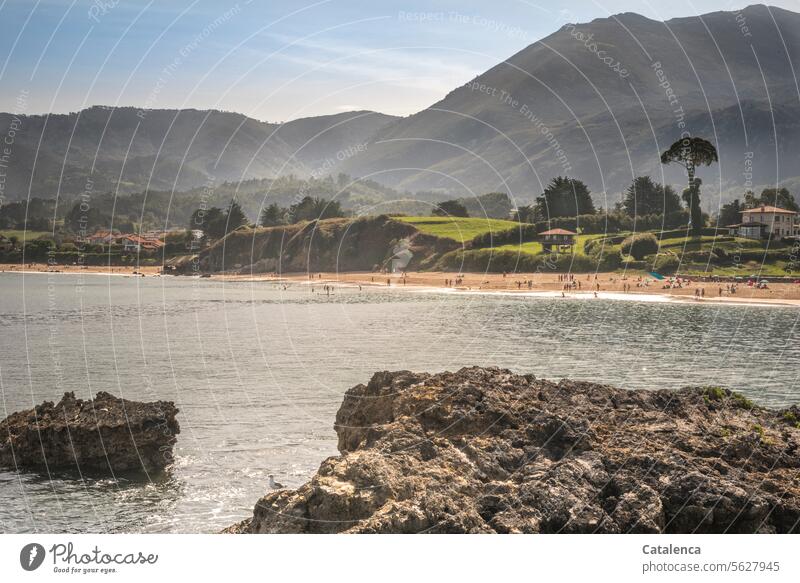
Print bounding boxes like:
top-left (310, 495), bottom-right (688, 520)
top-left (3, 263), bottom-right (799, 306)
top-left (0, 263), bottom-right (162, 276)
top-left (219, 270), bottom-right (800, 307)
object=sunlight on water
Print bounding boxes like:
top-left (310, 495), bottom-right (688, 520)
top-left (1, 272), bottom-right (798, 532)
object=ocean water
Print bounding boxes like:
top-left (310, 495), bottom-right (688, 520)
top-left (0, 272), bottom-right (798, 533)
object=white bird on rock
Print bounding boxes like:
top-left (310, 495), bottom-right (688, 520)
top-left (268, 474), bottom-right (285, 489)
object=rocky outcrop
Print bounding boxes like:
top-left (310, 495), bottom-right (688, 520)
top-left (0, 392), bottom-right (179, 474)
top-left (176, 215), bottom-right (459, 274)
top-left (228, 367), bottom-right (800, 533)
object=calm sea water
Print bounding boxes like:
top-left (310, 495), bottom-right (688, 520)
top-left (0, 272), bottom-right (798, 533)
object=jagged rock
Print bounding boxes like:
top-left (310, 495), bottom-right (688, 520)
top-left (227, 367), bottom-right (800, 534)
top-left (0, 391), bottom-right (179, 474)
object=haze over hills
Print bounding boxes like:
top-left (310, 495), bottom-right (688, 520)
top-left (338, 4), bottom-right (800, 207)
top-left (1, 4), bottom-right (799, 211)
top-left (0, 107), bottom-right (397, 200)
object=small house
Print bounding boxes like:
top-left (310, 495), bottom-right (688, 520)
top-left (539, 228), bottom-right (577, 252)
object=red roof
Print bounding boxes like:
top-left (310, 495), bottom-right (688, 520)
top-left (539, 228), bottom-right (577, 236)
top-left (741, 205), bottom-right (796, 215)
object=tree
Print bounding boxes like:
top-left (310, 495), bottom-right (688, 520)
top-left (621, 233), bottom-right (659, 260)
top-left (534, 176), bottom-right (596, 219)
top-left (225, 200), bottom-right (249, 231)
top-left (460, 192), bottom-right (512, 219)
top-left (189, 201), bottom-right (248, 240)
top-left (719, 199), bottom-right (743, 226)
top-left (512, 205), bottom-right (536, 223)
top-left (190, 206), bottom-right (224, 239)
top-left (433, 199), bottom-right (469, 218)
top-left (65, 202), bottom-right (109, 234)
top-left (755, 187), bottom-right (798, 212)
top-left (660, 137), bottom-right (718, 234)
top-left (621, 176), bottom-right (682, 217)
top-left (259, 203), bottom-right (285, 227)
top-left (288, 196), bottom-right (344, 223)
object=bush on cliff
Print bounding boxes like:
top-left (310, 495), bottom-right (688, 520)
top-left (652, 253), bottom-right (680, 274)
top-left (435, 248), bottom-right (601, 273)
top-left (621, 233), bottom-right (659, 260)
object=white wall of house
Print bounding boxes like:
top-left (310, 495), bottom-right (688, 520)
top-left (742, 209), bottom-right (798, 238)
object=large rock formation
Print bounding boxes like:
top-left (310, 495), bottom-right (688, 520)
top-left (0, 391), bottom-right (179, 474)
top-left (183, 215), bottom-right (458, 275)
top-left (228, 367), bottom-right (800, 533)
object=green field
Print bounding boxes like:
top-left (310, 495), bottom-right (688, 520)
top-left (398, 216), bottom-right (799, 274)
top-left (493, 241), bottom-right (544, 255)
top-left (494, 233), bottom-right (607, 256)
top-left (0, 229), bottom-right (53, 242)
top-left (396, 216), bottom-right (520, 243)
top-left (657, 235), bottom-right (766, 251)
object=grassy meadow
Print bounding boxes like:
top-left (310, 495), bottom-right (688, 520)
top-left (396, 215), bottom-right (800, 275)
top-left (396, 216), bottom-right (521, 243)
top-left (0, 230), bottom-right (53, 242)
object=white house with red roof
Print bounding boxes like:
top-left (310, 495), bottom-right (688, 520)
top-left (736, 205), bottom-right (799, 240)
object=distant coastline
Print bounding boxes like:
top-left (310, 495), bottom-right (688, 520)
top-left (4, 263), bottom-right (799, 307)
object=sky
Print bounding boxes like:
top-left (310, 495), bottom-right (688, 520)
top-left (0, 0), bottom-right (798, 121)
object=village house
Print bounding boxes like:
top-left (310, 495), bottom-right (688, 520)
top-left (539, 228), bottom-right (577, 252)
top-left (86, 230), bottom-right (118, 246)
top-left (86, 230), bottom-right (165, 252)
top-left (118, 234), bottom-right (165, 252)
top-left (727, 205), bottom-right (799, 240)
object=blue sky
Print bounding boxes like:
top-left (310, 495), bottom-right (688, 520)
top-left (0, 0), bottom-right (797, 120)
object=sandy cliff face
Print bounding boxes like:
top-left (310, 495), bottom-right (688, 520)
top-left (228, 367), bottom-right (800, 533)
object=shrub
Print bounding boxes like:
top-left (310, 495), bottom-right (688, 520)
top-left (652, 254), bottom-right (680, 274)
top-left (704, 387), bottom-right (727, 401)
top-left (621, 233), bottom-right (659, 260)
top-left (731, 393), bottom-right (755, 410)
top-left (435, 248), bottom-right (601, 273)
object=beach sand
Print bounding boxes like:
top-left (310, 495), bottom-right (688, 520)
top-left (3, 264), bottom-right (798, 306)
top-left (219, 270), bottom-right (800, 307)
top-left (0, 263), bottom-right (162, 276)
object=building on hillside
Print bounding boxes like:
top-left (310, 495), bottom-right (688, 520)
top-left (140, 239), bottom-right (165, 252)
top-left (727, 205), bottom-right (799, 240)
top-left (724, 221), bottom-right (767, 240)
top-left (539, 228), bottom-right (576, 252)
top-left (86, 230), bottom-right (118, 246)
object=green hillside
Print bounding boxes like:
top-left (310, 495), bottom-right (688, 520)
top-left (396, 216), bottom-right (521, 243)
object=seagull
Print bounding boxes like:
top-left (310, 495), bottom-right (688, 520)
top-left (268, 474), bottom-right (285, 489)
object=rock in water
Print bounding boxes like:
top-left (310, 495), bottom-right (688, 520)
top-left (228, 367), bottom-right (800, 534)
top-left (0, 391), bottom-right (179, 474)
